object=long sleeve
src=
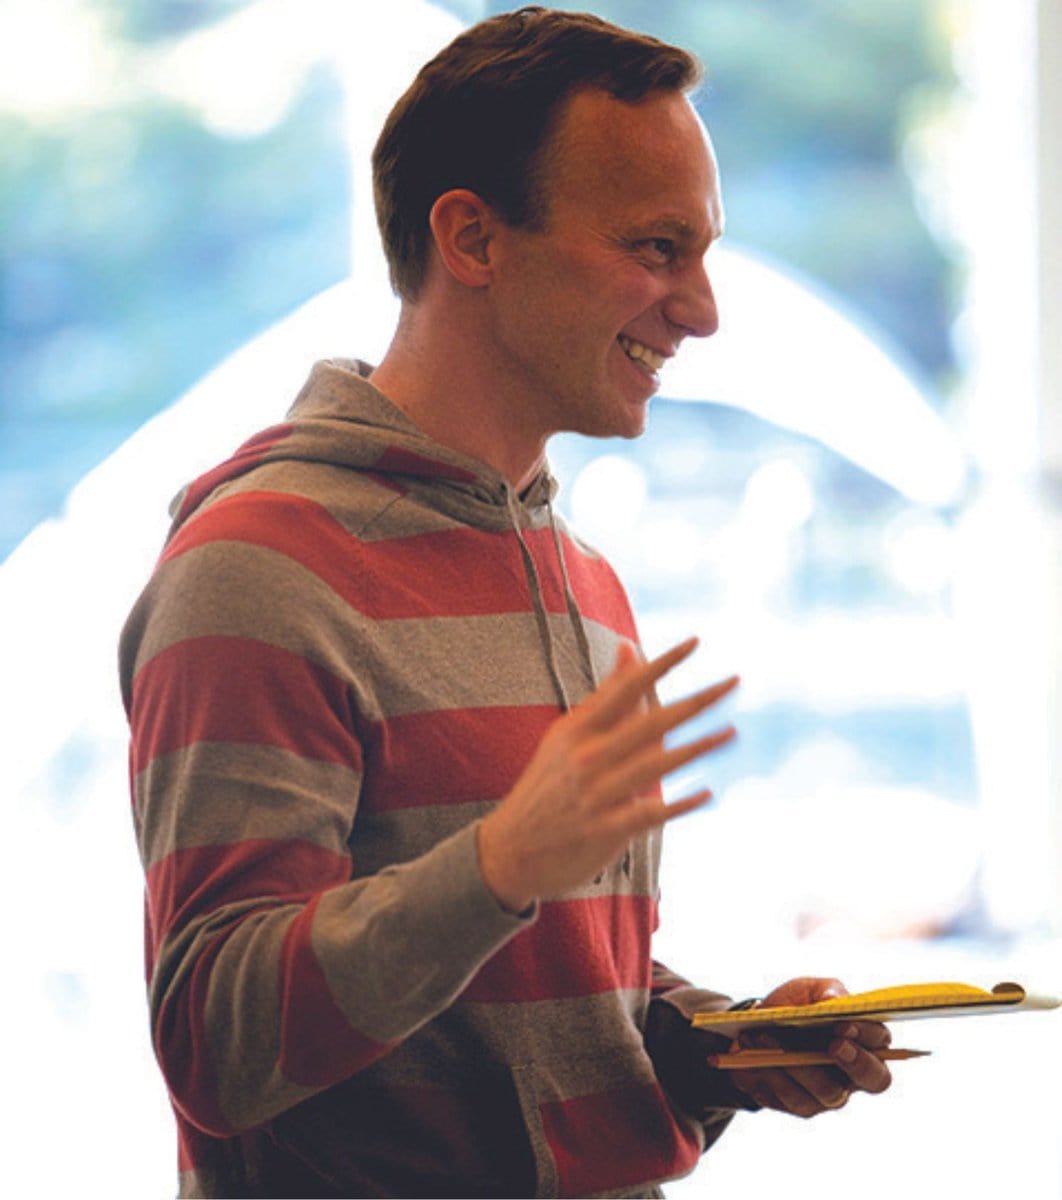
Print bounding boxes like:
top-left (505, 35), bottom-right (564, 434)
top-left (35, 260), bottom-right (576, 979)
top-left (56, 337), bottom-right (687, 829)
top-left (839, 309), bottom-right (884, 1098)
top-left (120, 512), bottom-right (532, 1138)
top-left (645, 960), bottom-right (760, 1138)
top-left (120, 366), bottom-right (744, 1197)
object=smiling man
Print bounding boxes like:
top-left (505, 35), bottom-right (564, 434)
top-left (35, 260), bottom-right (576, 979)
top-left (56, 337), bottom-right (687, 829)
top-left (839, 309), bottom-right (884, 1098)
top-left (372, 84), bottom-right (721, 466)
top-left (120, 8), bottom-right (891, 1198)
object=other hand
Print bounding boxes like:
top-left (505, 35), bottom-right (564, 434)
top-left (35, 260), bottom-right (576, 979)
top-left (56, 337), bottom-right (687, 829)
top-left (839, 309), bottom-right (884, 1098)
top-left (727, 977), bottom-right (893, 1117)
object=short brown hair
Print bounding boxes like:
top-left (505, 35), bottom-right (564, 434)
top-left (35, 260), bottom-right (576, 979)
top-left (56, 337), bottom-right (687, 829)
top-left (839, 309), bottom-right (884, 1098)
top-left (372, 6), bottom-right (701, 300)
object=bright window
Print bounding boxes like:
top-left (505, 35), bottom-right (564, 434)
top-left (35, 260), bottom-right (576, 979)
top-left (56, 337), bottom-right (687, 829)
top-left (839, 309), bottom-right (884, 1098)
top-left (2, 2), bottom-right (1057, 1195)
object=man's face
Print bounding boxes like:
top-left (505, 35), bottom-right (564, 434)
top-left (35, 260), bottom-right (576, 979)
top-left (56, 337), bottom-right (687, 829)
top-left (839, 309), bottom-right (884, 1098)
top-left (487, 87), bottom-right (723, 442)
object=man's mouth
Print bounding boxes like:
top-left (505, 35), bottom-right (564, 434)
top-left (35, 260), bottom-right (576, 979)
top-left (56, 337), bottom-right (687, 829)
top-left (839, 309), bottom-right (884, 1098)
top-left (618, 334), bottom-right (666, 374)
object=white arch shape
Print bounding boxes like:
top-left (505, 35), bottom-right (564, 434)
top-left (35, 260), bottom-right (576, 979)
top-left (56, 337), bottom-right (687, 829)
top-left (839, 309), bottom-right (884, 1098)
top-left (0, 240), bottom-right (967, 797)
top-left (2, 0), bottom-right (972, 807)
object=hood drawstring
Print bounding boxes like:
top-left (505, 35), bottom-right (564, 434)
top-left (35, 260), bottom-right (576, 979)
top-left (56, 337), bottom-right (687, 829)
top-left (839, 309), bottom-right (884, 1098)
top-left (188, 359), bottom-right (603, 713)
top-left (546, 491), bottom-right (598, 693)
top-left (505, 485), bottom-right (571, 712)
top-left (504, 484), bottom-right (597, 713)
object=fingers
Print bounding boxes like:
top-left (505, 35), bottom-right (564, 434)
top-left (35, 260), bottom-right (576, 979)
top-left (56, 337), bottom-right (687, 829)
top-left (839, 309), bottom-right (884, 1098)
top-left (730, 1016), bottom-right (893, 1117)
top-left (844, 1020), bottom-right (892, 1051)
top-left (579, 638), bottom-right (700, 732)
top-left (595, 724), bottom-right (737, 806)
top-left (593, 785), bottom-right (713, 853)
top-left (580, 644), bottom-right (738, 764)
top-left (649, 788), bottom-right (713, 825)
top-left (755, 1068), bottom-right (851, 1117)
top-left (732, 1051), bottom-right (859, 1117)
top-left (618, 673), bottom-right (740, 758)
top-left (828, 1032), bottom-right (893, 1095)
top-left (571, 644), bottom-right (739, 835)
top-left (762, 976), bottom-right (846, 1009)
top-left (565, 639), bottom-right (738, 810)
top-left (662, 788), bottom-right (713, 819)
top-left (729, 1030), bottom-right (843, 1117)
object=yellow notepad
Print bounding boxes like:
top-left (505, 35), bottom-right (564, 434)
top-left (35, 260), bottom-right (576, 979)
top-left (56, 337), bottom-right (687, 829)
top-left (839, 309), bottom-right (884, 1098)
top-left (692, 981), bottom-right (1060, 1035)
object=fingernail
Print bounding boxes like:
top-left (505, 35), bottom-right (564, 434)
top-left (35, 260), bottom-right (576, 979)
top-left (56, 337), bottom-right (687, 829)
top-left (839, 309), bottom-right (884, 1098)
top-left (836, 1041), bottom-right (857, 1064)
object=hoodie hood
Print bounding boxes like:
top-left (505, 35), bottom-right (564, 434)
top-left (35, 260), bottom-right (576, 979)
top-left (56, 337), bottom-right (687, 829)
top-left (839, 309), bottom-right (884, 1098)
top-left (168, 358), bottom-right (557, 534)
top-left (166, 357), bottom-right (595, 710)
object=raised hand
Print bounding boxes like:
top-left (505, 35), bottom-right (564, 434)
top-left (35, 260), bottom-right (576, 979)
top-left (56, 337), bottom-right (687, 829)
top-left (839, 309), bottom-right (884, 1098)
top-left (477, 637), bottom-right (738, 912)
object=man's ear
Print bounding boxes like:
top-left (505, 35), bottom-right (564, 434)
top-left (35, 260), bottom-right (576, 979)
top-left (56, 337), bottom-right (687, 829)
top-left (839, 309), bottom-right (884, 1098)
top-left (428, 189), bottom-right (497, 288)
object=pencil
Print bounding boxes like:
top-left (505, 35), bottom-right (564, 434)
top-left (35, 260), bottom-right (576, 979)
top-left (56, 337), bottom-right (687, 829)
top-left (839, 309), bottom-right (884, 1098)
top-left (707, 1048), bottom-right (931, 1070)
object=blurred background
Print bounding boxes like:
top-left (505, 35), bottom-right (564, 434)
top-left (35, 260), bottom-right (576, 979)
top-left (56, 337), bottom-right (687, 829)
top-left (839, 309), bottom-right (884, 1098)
top-left (2, 0), bottom-right (1060, 1194)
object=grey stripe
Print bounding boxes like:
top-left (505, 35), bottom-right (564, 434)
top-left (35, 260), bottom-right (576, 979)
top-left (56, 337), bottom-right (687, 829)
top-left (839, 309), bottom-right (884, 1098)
top-left (211, 460), bottom-right (456, 541)
top-left (356, 807), bottom-right (658, 903)
top-left (150, 900), bottom-right (317, 1132)
top-left (311, 823), bottom-right (531, 1045)
top-left (127, 541), bottom-right (623, 718)
top-left (135, 743), bottom-right (360, 870)
top-left (364, 990), bottom-right (658, 1096)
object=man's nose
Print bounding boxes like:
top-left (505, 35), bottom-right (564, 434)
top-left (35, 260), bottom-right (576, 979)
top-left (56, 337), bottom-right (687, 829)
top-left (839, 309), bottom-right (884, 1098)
top-left (665, 259), bottom-right (719, 339)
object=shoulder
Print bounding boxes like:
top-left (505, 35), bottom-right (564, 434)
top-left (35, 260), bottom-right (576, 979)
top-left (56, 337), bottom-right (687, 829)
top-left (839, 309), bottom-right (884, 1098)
top-left (120, 468), bottom-right (399, 698)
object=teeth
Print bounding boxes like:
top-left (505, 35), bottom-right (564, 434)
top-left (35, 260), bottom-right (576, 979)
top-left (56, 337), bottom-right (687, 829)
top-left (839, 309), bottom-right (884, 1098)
top-left (619, 335), bottom-right (665, 373)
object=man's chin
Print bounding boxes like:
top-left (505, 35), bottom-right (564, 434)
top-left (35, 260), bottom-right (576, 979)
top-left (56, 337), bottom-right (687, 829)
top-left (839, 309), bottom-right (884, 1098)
top-left (580, 402), bottom-right (650, 441)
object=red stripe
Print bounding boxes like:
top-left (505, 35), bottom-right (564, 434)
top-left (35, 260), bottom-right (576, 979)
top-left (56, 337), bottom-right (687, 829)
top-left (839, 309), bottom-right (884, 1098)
top-left (374, 445), bottom-right (481, 482)
top-left (461, 894), bottom-right (655, 1003)
top-left (155, 926), bottom-right (236, 1136)
top-left (362, 705), bottom-right (557, 812)
top-left (539, 1081), bottom-right (700, 1197)
top-left (521, 525), bottom-right (638, 635)
top-left (146, 837), bottom-right (350, 952)
top-left (173, 425), bottom-right (295, 524)
top-left (278, 895), bottom-right (394, 1086)
top-left (150, 844), bottom-right (353, 1134)
top-left (176, 1114), bottom-right (207, 1172)
top-left (163, 489), bottom-right (636, 631)
top-left (131, 636), bottom-right (361, 771)
top-left (162, 491), bottom-right (528, 619)
top-left (366, 470), bottom-right (408, 496)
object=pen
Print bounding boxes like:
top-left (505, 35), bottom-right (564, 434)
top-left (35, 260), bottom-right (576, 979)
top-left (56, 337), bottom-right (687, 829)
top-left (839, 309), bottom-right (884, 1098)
top-left (707, 1048), bottom-right (931, 1070)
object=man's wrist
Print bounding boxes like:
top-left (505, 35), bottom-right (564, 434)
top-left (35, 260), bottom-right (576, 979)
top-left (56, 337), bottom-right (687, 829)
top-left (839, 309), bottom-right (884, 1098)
top-left (476, 816), bottom-right (535, 915)
top-left (644, 999), bottom-right (761, 1116)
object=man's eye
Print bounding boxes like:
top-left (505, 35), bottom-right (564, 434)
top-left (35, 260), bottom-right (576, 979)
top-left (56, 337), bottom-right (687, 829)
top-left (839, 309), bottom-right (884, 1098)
top-left (643, 238), bottom-right (675, 262)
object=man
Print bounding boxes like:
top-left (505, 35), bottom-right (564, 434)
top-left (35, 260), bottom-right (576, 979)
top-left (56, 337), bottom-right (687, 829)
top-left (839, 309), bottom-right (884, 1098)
top-left (120, 8), bottom-right (891, 1197)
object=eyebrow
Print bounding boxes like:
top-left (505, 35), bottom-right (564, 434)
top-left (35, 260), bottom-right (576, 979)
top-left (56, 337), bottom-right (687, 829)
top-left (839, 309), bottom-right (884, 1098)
top-left (627, 215), bottom-right (722, 248)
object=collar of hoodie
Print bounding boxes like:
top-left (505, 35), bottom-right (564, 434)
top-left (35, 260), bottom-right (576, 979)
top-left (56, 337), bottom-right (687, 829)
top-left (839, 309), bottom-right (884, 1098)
top-left (169, 357), bottom-right (601, 713)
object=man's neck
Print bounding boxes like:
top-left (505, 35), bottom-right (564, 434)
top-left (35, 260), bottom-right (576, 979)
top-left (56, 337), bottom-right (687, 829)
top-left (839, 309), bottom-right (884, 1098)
top-left (370, 304), bottom-right (548, 492)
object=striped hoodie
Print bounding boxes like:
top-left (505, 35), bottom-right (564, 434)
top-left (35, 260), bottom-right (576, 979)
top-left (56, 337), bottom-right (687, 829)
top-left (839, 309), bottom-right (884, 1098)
top-left (119, 358), bottom-right (744, 1199)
